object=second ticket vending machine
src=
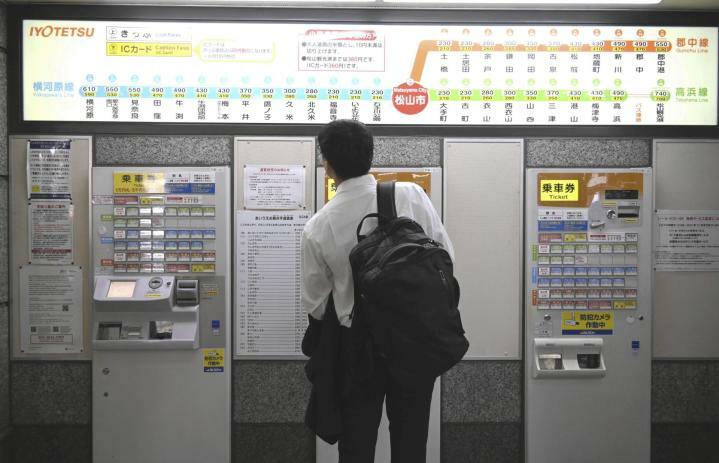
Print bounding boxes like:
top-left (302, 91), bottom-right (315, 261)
top-left (525, 169), bottom-right (652, 463)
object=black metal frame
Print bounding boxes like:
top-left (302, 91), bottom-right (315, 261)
top-left (8, 4), bottom-right (719, 137)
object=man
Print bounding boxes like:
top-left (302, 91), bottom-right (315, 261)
top-left (301, 119), bottom-right (454, 463)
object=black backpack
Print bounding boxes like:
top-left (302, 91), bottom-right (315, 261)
top-left (349, 181), bottom-right (469, 385)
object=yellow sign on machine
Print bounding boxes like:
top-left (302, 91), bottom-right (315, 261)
top-left (540, 179), bottom-right (580, 202)
top-left (113, 172), bottom-right (166, 194)
top-left (203, 348), bottom-right (225, 373)
top-left (561, 311), bottom-right (614, 335)
top-left (325, 171), bottom-right (433, 202)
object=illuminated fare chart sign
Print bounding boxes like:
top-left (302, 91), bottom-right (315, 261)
top-left (23, 21), bottom-right (718, 125)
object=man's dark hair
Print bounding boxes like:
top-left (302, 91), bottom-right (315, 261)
top-left (318, 119), bottom-right (374, 180)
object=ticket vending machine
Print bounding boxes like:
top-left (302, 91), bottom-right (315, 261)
top-left (91, 167), bottom-right (231, 463)
top-left (525, 169), bottom-right (652, 463)
top-left (315, 167), bottom-right (443, 463)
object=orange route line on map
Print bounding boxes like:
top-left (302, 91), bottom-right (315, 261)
top-left (409, 40), bottom-right (673, 83)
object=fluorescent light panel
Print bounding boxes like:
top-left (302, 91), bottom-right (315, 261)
top-left (385, 0), bottom-right (662, 4)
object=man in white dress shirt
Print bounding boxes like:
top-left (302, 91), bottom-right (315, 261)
top-left (301, 120), bottom-right (454, 463)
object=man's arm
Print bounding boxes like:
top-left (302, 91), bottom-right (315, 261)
top-left (301, 229), bottom-right (333, 320)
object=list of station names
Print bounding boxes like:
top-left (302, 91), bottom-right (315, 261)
top-left (236, 211), bottom-right (310, 356)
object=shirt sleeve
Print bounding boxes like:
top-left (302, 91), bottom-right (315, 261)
top-left (406, 183), bottom-right (456, 262)
top-left (301, 227), bottom-right (333, 320)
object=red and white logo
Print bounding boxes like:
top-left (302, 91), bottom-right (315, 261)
top-left (392, 81), bottom-right (429, 116)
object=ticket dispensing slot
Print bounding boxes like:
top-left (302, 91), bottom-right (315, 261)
top-left (93, 276), bottom-right (199, 350)
top-left (533, 338), bottom-right (605, 378)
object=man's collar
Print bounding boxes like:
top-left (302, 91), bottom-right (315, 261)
top-left (335, 174), bottom-right (376, 196)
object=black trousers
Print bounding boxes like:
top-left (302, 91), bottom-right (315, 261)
top-left (337, 358), bottom-right (435, 463)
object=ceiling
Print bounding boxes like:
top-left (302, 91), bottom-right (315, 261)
top-left (7, 0), bottom-right (719, 9)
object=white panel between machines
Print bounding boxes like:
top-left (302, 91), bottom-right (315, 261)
top-left (315, 166), bottom-right (442, 463)
top-left (233, 137), bottom-right (316, 358)
top-left (443, 139), bottom-right (524, 359)
top-left (654, 140), bottom-right (719, 358)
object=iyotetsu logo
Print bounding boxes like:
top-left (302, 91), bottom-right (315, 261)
top-left (28, 25), bottom-right (95, 38)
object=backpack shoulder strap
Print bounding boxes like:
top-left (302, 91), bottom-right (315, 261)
top-left (377, 181), bottom-right (397, 225)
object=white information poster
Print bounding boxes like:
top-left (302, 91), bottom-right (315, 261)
top-left (243, 165), bottom-right (306, 210)
top-left (29, 202), bottom-right (74, 265)
top-left (27, 140), bottom-right (72, 200)
top-left (23, 21), bottom-right (718, 125)
top-left (236, 210), bottom-right (310, 356)
top-left (656, 210), bottom-right (719, 271)
top-left (19, 265), bottom-right (84, 354)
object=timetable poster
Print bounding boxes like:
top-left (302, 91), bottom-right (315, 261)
top-left (24, 21), bottom-right (718, 125)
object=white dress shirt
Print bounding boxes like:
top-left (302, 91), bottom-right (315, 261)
top-left (301, 174), bottom-right (455, 327)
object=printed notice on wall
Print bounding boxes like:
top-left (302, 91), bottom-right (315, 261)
top-left (29, 202), bottom-right (74, 265)
top-left (27, 140), bottom-right (72, 200)
top-left (243, 165), bottom-right (306, 210)
top-left (19, 265), bottom-right (84, 354)
top-left (235, 210), bottom-right (310, 356)
top-left (656, 210), bottom-right (719, 271)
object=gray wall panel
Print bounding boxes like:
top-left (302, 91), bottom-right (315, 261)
top-left (316, 136), bottom-right (442, 167)
top-left (11, 362), bottom-right (91, 425)
top-left (0, 176), bottom-right (7, 304)
top-left (0, 304), bottom-right (8, 432)
top-left (442, 423), bottom-right (521, 463)
top-left (652, 424), bottom-right (719, 463)
top-left (10, 425), bottom-right (91, 463)
top-left (0, 4), bottom-right (6, 50)
top-left (652, 361), bottom-right (719, 423)
top-left (233, 361), bottom-right (310, 423)
top-left (442, 361), bottom-right (522, 423)
top-left (94, 136), bottom-right (233, 166)
top-left (526, 138), bottom-right (651, 167)
top-left (233, 423), bottom-right (314, 463)
top-left (0, 52), bottom-right (7, 176)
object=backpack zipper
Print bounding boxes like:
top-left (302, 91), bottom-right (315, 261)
top-left (439, 269), bottom-right (454, 308)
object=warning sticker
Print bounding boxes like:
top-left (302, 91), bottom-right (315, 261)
top-left (203, 348), bottom-right (225, 373)
top-left (562, 311), bottom-right (614, 335)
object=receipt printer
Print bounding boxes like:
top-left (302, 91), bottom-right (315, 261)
top-left (93, 276), bottom-right (200, 349)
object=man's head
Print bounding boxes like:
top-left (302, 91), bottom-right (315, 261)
top-left (318, 119), bottom-right (374, 181)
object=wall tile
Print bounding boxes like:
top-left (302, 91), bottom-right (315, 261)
top-left (652, 423), bottom-right (719, 463)
top-left (0, 177), bottom-right (7, 304)
top-left (0, 4), bottom-right (6, 50)
top-left (232, 423), bottom-right (314, 463)
top-left (374, 137), bottom-right (442, 167)
top-left (442, 423), bottom-right (521, 463)
top-left (0, 429), bottom-right (10, 463)
top-left (0, 304), bottom-right (8, 431)
top-left (652, 361), bottom-right (719, 423)
top-left (316, 137), bottom-right (442, 167)
top-left (233, 360), bottom-right (311, 423)
top-left (0, 52), bottom-right (7, 176)
top-left (10, 425), bottom-right (91, 463)
top-left (442, 361), bottom-right (522, 423)
top-left (11, 362), bottom-right (91, 425)
top-left (94, 136), bottom-right (232, 166)
top-left (526, 138), bottom-right (651, 167)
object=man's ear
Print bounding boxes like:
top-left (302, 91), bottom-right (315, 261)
top-left (324, 160), bottom-right (337, 180)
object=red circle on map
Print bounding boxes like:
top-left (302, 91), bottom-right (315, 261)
top-left (392, 82), bottom-right (429, 115)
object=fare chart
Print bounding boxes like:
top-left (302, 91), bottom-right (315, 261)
top-left (24, 21), bottom-right (718, 125)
